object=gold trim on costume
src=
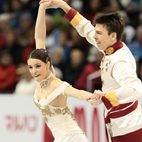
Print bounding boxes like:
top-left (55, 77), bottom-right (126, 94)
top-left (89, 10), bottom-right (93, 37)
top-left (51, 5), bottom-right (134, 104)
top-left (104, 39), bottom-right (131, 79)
top-left (105, 91), bottom-right (119, 106)
top-left (71, 12), bottom-right (83, 27)
top-left (105, 47), bottom-right (114, 55)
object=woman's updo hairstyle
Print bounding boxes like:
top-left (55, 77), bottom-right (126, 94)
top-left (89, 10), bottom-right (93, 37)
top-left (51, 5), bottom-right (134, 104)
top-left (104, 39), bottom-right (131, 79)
top-left (27, 49), bottom-right (51, 67)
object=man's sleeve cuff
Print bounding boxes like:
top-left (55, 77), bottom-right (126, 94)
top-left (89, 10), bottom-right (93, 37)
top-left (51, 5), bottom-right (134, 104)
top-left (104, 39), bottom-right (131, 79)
top-left (64, 8), bottom-right (83, 27)
top-left (102, 91), bottom-right (119, 109)
top-left (64, 8), bottom-right (77, 22)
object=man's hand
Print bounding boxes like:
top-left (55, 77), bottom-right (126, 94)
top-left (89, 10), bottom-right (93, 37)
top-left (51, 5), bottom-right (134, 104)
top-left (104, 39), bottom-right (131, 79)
top-left (92, 90), bottom-right (105, 100)
top-left (86, 90), bottom-right (105, 106)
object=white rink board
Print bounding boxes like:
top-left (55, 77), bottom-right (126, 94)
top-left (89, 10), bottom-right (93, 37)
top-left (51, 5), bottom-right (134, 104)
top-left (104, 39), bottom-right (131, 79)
top-left (0, 95), bottom-right (142, 142)
top-left (0, 95), bottom-right (44, 142)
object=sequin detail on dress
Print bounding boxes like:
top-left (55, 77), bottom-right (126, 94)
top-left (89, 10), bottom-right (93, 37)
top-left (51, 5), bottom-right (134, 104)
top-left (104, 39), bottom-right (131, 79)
top-left (33, 99), bottom-right (76, 123)
top-left (39, 72), bottom-right (52, 92)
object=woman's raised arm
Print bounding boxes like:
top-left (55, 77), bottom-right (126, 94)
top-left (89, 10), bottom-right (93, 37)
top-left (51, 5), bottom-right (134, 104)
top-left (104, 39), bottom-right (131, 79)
top-left (35, 4), bottom-right (48, 49)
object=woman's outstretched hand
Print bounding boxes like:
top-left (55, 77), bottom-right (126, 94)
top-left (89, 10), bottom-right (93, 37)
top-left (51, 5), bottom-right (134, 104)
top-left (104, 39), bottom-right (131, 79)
top-left (86, 90), bottom-right (105, 107)
top-left (86, 98), bottom-right (102, 107)
top-left (39, 0), bottom-right (52, 9)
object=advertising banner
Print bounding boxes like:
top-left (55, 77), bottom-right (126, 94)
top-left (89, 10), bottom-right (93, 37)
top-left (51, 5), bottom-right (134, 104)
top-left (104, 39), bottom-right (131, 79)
top-left (0, 95), bottom-right (142, 142)
top-left (0, 95), bottom-right (44, 142)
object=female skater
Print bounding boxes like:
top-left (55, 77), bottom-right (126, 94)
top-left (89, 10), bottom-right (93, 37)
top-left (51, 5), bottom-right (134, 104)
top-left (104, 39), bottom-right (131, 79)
top-left (27, 2), bottom-right (102, 142)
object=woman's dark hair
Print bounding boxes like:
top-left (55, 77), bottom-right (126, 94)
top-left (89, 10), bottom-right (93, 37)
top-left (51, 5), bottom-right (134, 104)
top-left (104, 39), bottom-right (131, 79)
top-left (27, 49), bottom-right (51, 67)
top-left (94, 12), bottom-right (125, 41)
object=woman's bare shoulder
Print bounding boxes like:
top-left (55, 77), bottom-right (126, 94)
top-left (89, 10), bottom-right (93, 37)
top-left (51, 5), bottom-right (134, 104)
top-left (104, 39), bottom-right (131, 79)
top-left (50, 77), bottom-right (63, 89)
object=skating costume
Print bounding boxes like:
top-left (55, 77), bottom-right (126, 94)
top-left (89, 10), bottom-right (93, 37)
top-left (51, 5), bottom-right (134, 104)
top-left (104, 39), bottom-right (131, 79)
top-left (65, 8), bottom-right (142, 142)
top-left (33, 82), bottom-right (89, 142)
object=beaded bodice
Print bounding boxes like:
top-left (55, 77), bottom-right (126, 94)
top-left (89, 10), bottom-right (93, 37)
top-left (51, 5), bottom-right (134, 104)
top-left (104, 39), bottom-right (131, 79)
top-left (33, 82), bottom-right (84, 140)
top-left (33, 99), bottom-right (76, 123)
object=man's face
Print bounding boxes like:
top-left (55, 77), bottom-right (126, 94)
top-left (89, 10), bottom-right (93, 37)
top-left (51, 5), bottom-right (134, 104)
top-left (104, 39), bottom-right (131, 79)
top-left (93, 24), bottom-right (115, 51)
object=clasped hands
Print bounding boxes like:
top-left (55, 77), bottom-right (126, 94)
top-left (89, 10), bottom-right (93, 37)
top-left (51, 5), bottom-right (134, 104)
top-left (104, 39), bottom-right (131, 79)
top-left (39, 0), bottom-right (62, 9)
top-left (86, 90), bottom-right (105, 107)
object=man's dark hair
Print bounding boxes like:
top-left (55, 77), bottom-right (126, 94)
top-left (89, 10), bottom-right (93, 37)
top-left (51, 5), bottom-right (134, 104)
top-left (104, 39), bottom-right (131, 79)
top-left (93, 12), bottom-right (125, 41)
top-left (27, 49), bottom-right (51, 67)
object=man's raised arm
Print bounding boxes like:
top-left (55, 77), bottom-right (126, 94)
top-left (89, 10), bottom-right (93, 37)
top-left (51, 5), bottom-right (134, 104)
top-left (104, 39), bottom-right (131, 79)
top-left (39, 0), bottom-right (97, 47)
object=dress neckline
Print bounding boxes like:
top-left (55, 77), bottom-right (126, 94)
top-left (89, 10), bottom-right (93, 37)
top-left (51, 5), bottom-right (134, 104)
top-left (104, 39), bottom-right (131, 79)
top-left (34, 93), bottom-right (67, 108)
top-left (34, 82), bottom-right (65, 103)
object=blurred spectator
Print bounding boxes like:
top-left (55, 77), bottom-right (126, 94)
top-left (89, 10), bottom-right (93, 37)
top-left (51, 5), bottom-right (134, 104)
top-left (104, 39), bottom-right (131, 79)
top-left (1, 30), bottom-right (24, 66)
top-left (7, 0), bottom-right (24, 29)
top-left (14, 64), bottom-right (36, 95)
top-left (67, 27), bottom-right (91, 61)
top-left (17, 11), bottom-right (34, 46)
top-left (125, 0), bottom-right (140, 28)
top-left (71, 0), bottom-right (83, 13)
top-left (74, 46), bottom-right (103, 91)
top-left (63, 49), bottom-right (85, 86)
top-left (0, 51), bottom-right (17, 93)
top-left (21, 30), bottom-right (35, 64)
top-left (0, 13), bottom-right (11, 50)
top-left (82, 0), bottom-right (103, 23)
top-left (0, 13), bottom-right (11, 36)
top-left (138, 13), bottom-right (142, 25)
top-left (57, 32), bottom-right (71, 63)
top-left (21, 0), bottom-right (39, 21)
top-left (45, 14), bottom-right (61, 52)
top-left (15, 12), bottom-right (35, 65)
top-left (119, 11), bottom-right (136, 44)
top-left (0, 0), bottom-right (5, 13)
top-left (109, 0), bottom-right (136, 44)
top-left (128, 25), bottom-right (142, 60)
top-left (82, 0), bottom-right (110, 13)
top-left (109, 0), bottom-right (124, 12)
top-left (8, 0), bottom-right (23, 12)
top-left (50, 47), bottom-right (65, 73)
top-left (119, 0), bottom-right (131, 8)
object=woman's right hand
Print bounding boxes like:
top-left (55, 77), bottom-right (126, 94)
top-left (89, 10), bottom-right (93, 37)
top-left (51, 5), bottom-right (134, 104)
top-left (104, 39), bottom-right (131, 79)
top-left (87, 98), bottom-right (102, 107)
top-left (39, 0), bottom-right (52, 9)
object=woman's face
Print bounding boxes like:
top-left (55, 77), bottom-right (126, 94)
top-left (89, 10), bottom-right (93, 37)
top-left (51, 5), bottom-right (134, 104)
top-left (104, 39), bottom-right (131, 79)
top-left (27, 58), bottom-right (49, 82)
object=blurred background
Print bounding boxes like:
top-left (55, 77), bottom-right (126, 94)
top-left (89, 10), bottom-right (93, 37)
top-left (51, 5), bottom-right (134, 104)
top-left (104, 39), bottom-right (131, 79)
top-left (0, 0), bottom-right (142, 142)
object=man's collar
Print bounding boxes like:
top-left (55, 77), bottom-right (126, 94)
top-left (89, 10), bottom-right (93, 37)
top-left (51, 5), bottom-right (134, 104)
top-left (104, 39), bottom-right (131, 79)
top-left (104, 40), bottom-right (123, 56)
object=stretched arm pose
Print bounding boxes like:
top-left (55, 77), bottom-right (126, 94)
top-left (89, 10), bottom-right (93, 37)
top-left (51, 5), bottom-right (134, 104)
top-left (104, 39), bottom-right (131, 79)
top-left (28, 2), bottom-right (102, 142)
top-left (30, 0), bottom-right (102, 106)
